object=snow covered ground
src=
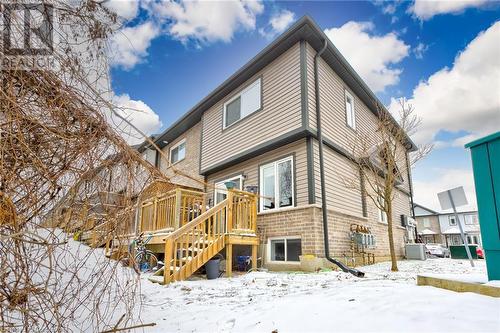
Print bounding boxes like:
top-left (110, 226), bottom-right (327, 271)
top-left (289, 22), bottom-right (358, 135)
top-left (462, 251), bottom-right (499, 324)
top-left (138, 259), bottom-right (500, 333)
top-left (32, 232), bottom-right (498, 332)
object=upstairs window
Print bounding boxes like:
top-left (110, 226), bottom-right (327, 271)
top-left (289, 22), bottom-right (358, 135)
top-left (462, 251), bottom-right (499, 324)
top-left (345, 90), bottom-right (356, 129)
top-left (423, 217), bottom-right (430, 228)
top-left (465, 214), bottom-right (478, 225)
top-left (170, 139), bottom-right (186, 164)
top-left (449, 215), bottom-right (457, 226)
top-left (378, 192), bottom-right (387, 223)
top-left (224, 78), bottom-right (262, 128)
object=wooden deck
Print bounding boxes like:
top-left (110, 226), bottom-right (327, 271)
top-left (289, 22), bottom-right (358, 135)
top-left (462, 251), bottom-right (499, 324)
top-left (97, 188), bottom-right (260, 283)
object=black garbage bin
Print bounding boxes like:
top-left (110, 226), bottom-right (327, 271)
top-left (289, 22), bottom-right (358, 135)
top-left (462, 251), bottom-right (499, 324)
top-left (205, 257), bottom-right (221, 280)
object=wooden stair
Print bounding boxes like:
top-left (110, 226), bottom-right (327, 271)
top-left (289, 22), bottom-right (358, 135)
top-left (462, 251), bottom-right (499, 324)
top-left (155, 199), bottom-right (228, 284)
top-left (151, 189), bottom-right (259, 284)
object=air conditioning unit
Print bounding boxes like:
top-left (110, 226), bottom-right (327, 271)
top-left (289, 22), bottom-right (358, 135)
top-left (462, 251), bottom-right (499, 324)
top-left (405, 243), bottom-right (426, 260)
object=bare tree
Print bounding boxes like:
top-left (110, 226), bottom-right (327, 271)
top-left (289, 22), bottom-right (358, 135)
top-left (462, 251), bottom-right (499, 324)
top-left (345, 99), bottom-right (432, 272)
top-left (0, 1), bottom-right (170, 332)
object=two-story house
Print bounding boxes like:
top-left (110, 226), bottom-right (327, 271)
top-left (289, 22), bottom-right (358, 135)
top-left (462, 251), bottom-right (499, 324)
top-left (138, 16), bottom-right (416, 271)
top-left (414, 203), bottom-right (482, 247)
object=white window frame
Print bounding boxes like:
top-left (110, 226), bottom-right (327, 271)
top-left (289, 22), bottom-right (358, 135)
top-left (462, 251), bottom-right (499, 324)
top-left (464, 214), bottom-right (478, 225)
top-left (223, 78), bottom-right (262, 129)
top-left (169, 139), bottom-right (186, 165)
top-left (259, 156), bottom-right (295, 211)
top-left (449, 215), bottom-right (457, 226)
top-left (377, 192), bottom-right (387, 224)
top-left (214, 174), bottom-right (244, 204)
top-left (345, 89), bottom-right (356, 130)
top-left (267, 236), bottom-right (302, 263)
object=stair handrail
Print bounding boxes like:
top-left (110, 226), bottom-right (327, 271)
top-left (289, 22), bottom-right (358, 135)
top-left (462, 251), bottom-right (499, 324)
top-left (165, 198), bottom-right (228, 241)
top-left (163, 199), bottom-right (228, 284)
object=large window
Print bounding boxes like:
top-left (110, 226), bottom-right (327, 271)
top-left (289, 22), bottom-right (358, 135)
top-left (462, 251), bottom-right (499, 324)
top-left (269, 238), bottom-right (301, 262)
top-left (345, 90), bottom-right (356, 129)
top-left (224, 78), bottom-right (261, 128)
top-left (259, 156), bottom-right (294, 211)
top-left (170, 139), bottom-right (186, 164)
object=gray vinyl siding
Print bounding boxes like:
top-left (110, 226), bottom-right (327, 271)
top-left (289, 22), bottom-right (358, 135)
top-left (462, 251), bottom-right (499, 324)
top-left (306, 42), bottom-right (410, 193)
top-left (206, 139), bottom-right (309, 208)
top-left (306, 43), bottom-right (317, 129)
top-left (390, 189), bottom-right (412, 225)
top-left (312, 139), bottom-right (364, 217)
top-left (201, 42), bottom-right (302, 172)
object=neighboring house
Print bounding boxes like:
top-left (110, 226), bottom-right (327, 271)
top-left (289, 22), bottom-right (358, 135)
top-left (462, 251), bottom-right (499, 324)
top-left (137, 16), bottom-right (416, 269)
top-left (414, 203), bottom-right (482, 247)
top-left (438, 211), bottom-right (482, 247)
top-left (414, 204), bottom-right (442, 244)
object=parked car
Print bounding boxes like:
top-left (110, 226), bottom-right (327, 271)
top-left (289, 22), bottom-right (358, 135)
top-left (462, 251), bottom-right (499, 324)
top-left (476, 247), bottom-right (485, 259)
top-left (425, 244), bottom-right (451, 258)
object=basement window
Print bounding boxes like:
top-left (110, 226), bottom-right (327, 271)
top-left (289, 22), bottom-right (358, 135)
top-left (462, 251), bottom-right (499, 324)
top-left (269, 238), bottom-right (301, 262)
top-left (170, 139), bottom-right (186, 164)
top-left (223, 78), bottom-right (262, 128)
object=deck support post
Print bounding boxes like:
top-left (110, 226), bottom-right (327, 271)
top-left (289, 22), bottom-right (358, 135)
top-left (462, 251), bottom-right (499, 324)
top-left (164, 238), bottom-right (173, 284)
top-left (226, 244), bottom-right (233, 278)
top-left (251, 244), bottom-right (258, 270)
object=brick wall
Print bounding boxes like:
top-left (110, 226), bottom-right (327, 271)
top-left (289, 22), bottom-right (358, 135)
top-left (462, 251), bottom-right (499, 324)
top-left (159, 122), bottom-right (205, 190)
top-left (256, 203), bottom-right (408, 270)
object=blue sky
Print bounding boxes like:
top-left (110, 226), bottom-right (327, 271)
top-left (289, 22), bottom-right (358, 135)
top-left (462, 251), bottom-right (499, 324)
top-left (106, 0), bottom-right (500, 212)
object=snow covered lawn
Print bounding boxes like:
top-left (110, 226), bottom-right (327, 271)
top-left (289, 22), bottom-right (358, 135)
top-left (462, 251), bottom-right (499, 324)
top-left (138, 259), bottom-right (500, 332)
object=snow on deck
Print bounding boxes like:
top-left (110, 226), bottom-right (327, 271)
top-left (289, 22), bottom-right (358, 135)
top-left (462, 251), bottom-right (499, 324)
top-left (138, 259), bottom-right (500, 332)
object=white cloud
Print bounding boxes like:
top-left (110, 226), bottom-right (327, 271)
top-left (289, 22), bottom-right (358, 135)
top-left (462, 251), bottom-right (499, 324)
top-left (109, 21), bottom-right (159, 70)
top-left (409, 0), bottom-right (488, 20)
top-left (413, 168), bottom-right (477, 212)
top-left (150, 0), bottom-right (264, 44)
top-left (413, 42), bottom-right (428, 59)
top-left (324, 21), bottom-right (410, 92)
top-left (103, 0), bottom-right (140, 20)
top-left (389, 21), bottom-right (500, 145)
top-left (270, 9), bottom-right (295, 33)
top-left (259, 9), bottom-right (295, 39)
top-left (112, 93), bottom-right (162, 145)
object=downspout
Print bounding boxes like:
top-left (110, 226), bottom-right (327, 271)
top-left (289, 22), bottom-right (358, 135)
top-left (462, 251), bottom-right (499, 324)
top-left (314, 39), bottom-right (364, 277)
top-left (405, 151), bottom-right (418, 241)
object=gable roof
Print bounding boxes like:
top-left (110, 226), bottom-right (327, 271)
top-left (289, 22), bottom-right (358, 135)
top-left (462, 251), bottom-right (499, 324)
top-left (413, 203), bottom-right (439, 215)
top-left (151, 15), bottom-right (417, 151)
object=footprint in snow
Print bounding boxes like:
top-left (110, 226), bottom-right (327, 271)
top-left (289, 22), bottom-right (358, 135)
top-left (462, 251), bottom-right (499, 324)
top-left (225, 318), bottom-right (236, 329)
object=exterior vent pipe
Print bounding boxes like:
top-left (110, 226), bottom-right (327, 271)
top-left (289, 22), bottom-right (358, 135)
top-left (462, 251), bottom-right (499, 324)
top-left (314, 39), bottom-right (365, 278)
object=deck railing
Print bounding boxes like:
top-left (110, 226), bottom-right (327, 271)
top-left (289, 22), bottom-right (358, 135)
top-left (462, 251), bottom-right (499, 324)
top-left (139, 188), bottom-right (205, 234)
top-left (162, 189), bottom-right (257, 283)
top-left (227, 189), bottom-right (258, 234)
